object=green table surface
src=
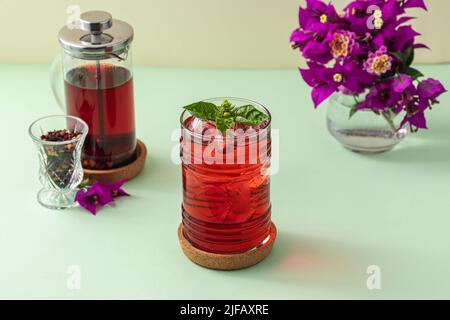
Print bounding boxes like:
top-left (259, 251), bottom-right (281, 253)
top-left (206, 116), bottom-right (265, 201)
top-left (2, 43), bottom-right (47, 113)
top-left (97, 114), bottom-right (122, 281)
top-left (0, 64), bottom-right (449, 299)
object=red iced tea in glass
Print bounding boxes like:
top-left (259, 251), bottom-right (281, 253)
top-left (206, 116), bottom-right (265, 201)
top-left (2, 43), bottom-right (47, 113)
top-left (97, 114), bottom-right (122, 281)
top-left (65, 64), bottom-right (136, 169)
top-left (180, 98), bottom-right (272, 254)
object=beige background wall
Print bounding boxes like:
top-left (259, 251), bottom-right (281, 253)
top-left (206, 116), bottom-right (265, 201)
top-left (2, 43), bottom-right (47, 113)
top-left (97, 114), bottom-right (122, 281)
top-left (0, 0), bottom-right (448, 68)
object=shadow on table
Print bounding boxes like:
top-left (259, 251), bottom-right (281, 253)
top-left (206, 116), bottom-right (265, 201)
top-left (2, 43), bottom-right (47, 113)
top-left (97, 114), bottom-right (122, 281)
top-left (372, 141), bottom-right (450, 165)
top-left (133, 148), bottom-right (180, 191)
top-left (221, 230), bottom-right (384, 296)
top-left (360, 123), bottom-right (450, 165)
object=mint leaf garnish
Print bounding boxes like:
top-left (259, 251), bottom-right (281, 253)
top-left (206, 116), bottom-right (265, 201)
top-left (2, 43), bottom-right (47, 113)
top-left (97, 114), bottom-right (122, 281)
top-left (183, 101), bottom-right (218, 121)
top-left (214, 100), bottom-right (235, 133)
top-left (183, 99), bottom-right (268, 133)
top-left (234, 105), bottom-right (269, 126)
top-left (215, 117), bottom-right (234, 133)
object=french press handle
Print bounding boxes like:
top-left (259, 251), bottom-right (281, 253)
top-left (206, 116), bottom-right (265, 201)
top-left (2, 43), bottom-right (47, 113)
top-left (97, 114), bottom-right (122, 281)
top-left (50, 55), bottom-right (65, 111)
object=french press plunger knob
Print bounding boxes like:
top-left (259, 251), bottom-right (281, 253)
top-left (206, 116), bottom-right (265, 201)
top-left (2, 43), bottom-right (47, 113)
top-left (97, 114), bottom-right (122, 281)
top-left (78, 11), bottom-right (113, 44)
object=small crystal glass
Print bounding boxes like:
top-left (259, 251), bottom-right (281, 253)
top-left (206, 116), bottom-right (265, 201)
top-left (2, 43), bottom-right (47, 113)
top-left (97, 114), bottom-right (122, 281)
top-left (327, 93), bottom-right (408, 154)
top-left (29, 115), bottom-right (88, 209)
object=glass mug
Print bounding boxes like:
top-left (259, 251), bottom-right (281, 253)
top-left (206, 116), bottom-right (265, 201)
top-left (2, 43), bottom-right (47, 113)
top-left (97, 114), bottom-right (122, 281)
top-left (51, 11), bottom-right (136, 170)
top-left (180, 98), bottom-right (273, 254)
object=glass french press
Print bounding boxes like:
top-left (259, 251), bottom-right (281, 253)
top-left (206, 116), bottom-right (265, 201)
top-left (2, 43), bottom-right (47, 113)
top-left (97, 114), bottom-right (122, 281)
top-left (51, 11), bottom-right (136, 170)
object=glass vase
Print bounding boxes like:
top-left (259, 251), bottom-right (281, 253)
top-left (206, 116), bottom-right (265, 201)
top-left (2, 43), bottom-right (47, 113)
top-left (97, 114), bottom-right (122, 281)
top-left (326, 93), bottom-right (408, 154)
top-left (29, 115), bottom-right (88, 209)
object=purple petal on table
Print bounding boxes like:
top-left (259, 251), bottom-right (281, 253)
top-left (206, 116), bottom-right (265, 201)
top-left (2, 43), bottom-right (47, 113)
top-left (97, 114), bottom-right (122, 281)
top-left (74, 182), bottom-right (116, 215)
top-left (75, 189), bottom-right (99, 215)
top-left (89, 182), bottom-right (114, 205)
top-left (106, 179), bottom-right (130, 198)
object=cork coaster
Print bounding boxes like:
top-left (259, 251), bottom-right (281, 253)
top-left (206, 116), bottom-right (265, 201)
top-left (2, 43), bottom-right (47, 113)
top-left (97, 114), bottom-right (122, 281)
top-left (178, 222), bottom-right (277, 270)
top-left (83, 139), bottom-right (147, 184)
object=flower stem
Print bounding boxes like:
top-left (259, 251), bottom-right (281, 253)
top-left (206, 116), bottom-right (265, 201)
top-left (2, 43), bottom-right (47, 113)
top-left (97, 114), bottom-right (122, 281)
top-left (381, 111), bottom-right (398, 133)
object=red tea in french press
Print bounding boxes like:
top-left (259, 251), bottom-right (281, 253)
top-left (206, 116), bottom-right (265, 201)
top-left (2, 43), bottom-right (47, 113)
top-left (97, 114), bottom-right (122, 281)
top-left (52, 11), bottom-right (138, 171)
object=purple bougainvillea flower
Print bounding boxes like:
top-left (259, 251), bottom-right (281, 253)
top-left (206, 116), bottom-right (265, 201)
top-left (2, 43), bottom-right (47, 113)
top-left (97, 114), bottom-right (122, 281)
top-left (301, 31), bottom-right (335, 64)
top-left (390, 25), bottom-right (421, 52)
top-left (75, 182), bottom-right (114, 215)
top-left (330, 30), bottom-right (358, 60)
top-left (291, 0), bottom-right (343, 64)
top-left (399, 78), bottom-right (446, 130)
top-left (291, 0), bottom-right (446, 132)
top-left (417, 78), bottom-right (447, 102)
top-left (400, 95), bottom-right (428, 129)
top-left (392, 74), bottom-right (413, 93)
top-left (299, 63), bottom-right (337, 108)
top-left (106, 180), bottom-right (130, 198)
top-left (381, 0), bottom-right (405, 22)
top-left (400, 107), bottom-right (428, 129)
top-left (358, 78), bottom-right (402, 112)
top-left (343, 0), bottom-right (394, 35)
top-left (75, 180), bottom-right (130, 215)
top-left (290, 29), bottom-right (312, 50)
top-left (339, 60), bottom-right (377, 94)
top-left (300, 62), bottom-right (346, 107)
top-left (301, 60), bottom-right (377, 107)
top-left (403, 0), bottom-right (427, 11)
top-left (343, 1), bottom-right (371, 35)
top-left (291, 29), bottom-right (333, 64)
top-left (299, 0), bottom-right (340, 37)
top-left (416, 78), bottom-right (447, 112)
top-left (343, 0), bottom-right (422, 54)
top-left (364, 46), bottom-right (393, 76)
top-left (372, 24), bottom-right (420, 54)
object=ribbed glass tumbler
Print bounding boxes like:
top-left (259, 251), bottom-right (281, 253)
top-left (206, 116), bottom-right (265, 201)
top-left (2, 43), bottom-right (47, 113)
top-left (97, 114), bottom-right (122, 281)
top-left (180, 98), bottom-right (273, 254)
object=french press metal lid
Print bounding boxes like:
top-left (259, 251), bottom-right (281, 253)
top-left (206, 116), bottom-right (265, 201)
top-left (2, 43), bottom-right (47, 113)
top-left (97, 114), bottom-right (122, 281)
top-left (58, 10), bottom-right (133, 60)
